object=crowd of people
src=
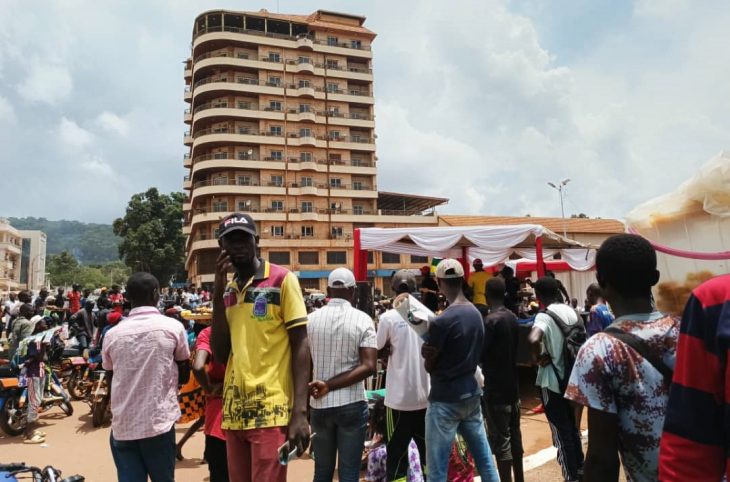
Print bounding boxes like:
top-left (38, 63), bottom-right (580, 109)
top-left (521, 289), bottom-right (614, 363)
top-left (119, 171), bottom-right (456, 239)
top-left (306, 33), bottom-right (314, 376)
top-left (1, 211), bottom-right (729, 482)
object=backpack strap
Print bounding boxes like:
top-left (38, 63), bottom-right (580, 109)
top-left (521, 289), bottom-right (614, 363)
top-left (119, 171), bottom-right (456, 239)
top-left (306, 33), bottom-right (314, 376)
top-left (544, 309), bottom-right (584, 335)
top-left (603, 327), bottom-right (674, 382)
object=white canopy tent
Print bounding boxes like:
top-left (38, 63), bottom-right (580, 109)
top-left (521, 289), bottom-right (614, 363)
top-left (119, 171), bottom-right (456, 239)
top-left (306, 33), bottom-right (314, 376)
top-left (353, 224), bottom-right (596, 281)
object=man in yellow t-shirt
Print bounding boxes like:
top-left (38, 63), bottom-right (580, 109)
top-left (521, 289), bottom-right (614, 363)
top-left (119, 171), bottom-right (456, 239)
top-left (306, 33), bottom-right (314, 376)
top-left (210, 213), bottom-right (311, 482)
top-left (468, 258), bottom-right (492, 310)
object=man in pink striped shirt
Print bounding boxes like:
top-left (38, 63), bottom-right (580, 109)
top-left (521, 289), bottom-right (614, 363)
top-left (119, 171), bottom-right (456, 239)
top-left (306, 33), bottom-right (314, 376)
top-left (103, 272), bottom-right (191, 482)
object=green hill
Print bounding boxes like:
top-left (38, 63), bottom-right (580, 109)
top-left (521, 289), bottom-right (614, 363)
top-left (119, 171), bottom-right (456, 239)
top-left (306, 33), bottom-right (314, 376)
top-left (8, 217), bottom-right (121, 264)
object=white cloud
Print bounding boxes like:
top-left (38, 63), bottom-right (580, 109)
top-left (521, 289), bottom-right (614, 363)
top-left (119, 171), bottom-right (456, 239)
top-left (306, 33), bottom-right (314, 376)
top-left (81, 155), bottom-right (114, 177)
top-left (96, 111), bottom-right (130, 137)
top-left (16, 60), bottom-right (72, 105)
top-left (58, 117), bottom-right (93, 149)
top-left (0, 96), bottom-right (16, 124)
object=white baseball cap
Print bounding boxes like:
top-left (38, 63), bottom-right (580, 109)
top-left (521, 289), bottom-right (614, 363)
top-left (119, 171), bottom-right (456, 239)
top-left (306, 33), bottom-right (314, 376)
top-left (435, 258), bottom-right (465, 279)
top-left (328, 267), bottom-right (357, 288)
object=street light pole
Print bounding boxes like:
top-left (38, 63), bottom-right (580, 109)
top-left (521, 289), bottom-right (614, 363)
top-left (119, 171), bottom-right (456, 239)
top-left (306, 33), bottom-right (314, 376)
top-left (547, 179), bottom-right (571, 238)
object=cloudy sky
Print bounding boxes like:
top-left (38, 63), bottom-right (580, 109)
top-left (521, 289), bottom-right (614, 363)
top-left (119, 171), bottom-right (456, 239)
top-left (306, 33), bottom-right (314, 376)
top-left (1, 0), bottom-right (729, 223)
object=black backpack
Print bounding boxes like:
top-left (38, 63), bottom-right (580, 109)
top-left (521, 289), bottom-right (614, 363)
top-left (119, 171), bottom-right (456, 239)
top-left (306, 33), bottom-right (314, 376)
top-left (603, 327), bottom-right (674, 386)
top-left (545, 309), bottom-right (587, 392)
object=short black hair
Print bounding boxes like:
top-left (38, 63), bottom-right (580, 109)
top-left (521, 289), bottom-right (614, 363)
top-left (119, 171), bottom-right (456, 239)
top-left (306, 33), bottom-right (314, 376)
top-left (534, 276), bottom-right (560, 301)
top-left (596, 234), bottom-right (658, 298)
top-left (586, 283), bottom-right (602, 297)
top-left (500, 266), bottom-right (514, 277)
top-left (440, 277), bottom-right (463, 289)
top-left (19, 303), bottom-right (34, 318)
top-left (125, 272), bottom-right (159, 305)
top-left (486, 277), bottom-right (506, 302)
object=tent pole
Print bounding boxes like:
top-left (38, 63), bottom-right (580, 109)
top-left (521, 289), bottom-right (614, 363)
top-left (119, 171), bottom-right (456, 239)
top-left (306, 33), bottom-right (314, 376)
top-left (536, 236), bottom-right (545, 278)
top-left (461, 246), bottom-right (470, 281)
top-left (354, 228), bottom-right (367, 281)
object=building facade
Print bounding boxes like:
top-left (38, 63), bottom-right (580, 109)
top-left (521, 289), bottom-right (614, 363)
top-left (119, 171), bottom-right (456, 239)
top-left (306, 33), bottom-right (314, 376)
top-left (0, 218), bottom-right (22, 292)
top-left (183, 9), bottom-right (445, 290)
top-left (18, 230), bottom-right (47, 291)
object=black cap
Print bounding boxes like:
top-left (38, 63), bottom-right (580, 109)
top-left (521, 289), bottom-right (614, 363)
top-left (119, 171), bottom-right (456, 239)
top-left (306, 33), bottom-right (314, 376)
top-left (218, 213), bottom-right (258, 239)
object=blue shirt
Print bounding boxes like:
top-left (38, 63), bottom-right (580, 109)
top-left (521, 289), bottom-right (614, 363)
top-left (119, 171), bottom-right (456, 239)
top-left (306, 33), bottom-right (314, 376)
top-left (427, 302), bottom-right (484, 402)
top-left (587, 303), bottom-right (614, 337)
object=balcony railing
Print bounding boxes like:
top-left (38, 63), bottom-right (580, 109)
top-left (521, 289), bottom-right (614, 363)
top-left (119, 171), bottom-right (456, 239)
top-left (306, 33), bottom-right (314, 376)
top-left (317, 111), bottom-right (373, 121)
top-left (327, 136), bottom-right (375, 144)
top-left (193, 25), bottom-right (371, 51)
top-left (193, 127), bottom-right (284, 139)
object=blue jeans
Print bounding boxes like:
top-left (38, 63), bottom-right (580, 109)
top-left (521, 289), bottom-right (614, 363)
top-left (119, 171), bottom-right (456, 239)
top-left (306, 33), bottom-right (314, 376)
top-left (425, 395), bottom-right (500, 482)
top-left (310, 400), bottom-right (369, 482)
top-left (110, 427), bottom-right (175, 482)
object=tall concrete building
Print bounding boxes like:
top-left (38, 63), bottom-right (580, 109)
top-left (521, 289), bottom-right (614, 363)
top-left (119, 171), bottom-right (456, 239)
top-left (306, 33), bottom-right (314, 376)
top-left (0, 218), bottom-right (22, 292)
top-left (183, 9), bottom-right (447, 289)
top-left (18, 230), bottom-right (47, 291)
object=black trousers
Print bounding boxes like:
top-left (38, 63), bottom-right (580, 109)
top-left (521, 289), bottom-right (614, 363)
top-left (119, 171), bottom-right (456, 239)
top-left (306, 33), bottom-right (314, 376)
top-left (384, 407), bottom-right (426, 481)
top-left (541, 388), bottom-right (584, 481)
top-left (205, 434), bottom-right (229, 482)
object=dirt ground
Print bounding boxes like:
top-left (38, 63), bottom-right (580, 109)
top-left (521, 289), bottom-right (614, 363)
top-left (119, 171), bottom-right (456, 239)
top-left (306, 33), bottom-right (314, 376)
top-left (0, 368), bottom-right (565, 482)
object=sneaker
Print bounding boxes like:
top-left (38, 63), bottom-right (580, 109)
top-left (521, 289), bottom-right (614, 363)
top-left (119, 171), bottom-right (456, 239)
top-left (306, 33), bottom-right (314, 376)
top-left (529, 403), bottom-right (545, 415)
top-left (24, 433), bottom-right (46, 444)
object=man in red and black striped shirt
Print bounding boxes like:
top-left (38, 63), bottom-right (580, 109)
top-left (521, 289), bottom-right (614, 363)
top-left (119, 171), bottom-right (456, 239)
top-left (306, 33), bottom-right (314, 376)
top-left (660, 274), bottom-right (730, 481)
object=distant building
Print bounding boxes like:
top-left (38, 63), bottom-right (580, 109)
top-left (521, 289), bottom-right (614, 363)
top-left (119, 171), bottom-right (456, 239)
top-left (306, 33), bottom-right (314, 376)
top-left (18, 230), bottom-right (47, 292)
top-left (0, 218), bottom-right (22, 293)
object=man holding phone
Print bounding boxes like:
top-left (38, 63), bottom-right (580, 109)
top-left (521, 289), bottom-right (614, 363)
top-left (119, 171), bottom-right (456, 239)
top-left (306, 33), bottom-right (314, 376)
top-left (210, 213), bottom-right (311, 482)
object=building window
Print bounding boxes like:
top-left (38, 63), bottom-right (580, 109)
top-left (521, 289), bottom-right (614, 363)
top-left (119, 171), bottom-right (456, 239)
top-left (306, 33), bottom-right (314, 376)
top-left (299, 128), bottom-right (312, 137)
top-left (326, 83), bottom-right (340, 93)
top-left (329, 153), bottom-right (342, 163)
top-left (299, 104), bottom-right (311, 113)
top-left (213, 152), bottom-right (227, 159)
top-left (411, 255), bottom-right (429, 263)
top-left (298, 79), bottom-right (311, 88)
top-left (271, 200), bottom-right (283, 211)
top-left (382, 252), bottom-right (401, 264)
top-left (268, 101), bottom-right (282, 111)
top-left (269, 251), bottom-right (290, 264)
top-left (352, 158), bottom-right (363, 166)
top-left (330, 202), bottom-right (342, 212)
top-left (353, 205), bottom-right (364, 215)
top-left (298, 56), bottom-right (310, 64)
top-left (268, 76), bottom-right (281, 86)
top-left (301, 201), bottom-right (313, 213)
top-left (270, 150), bottom-right (283, 160)
top-left (351, 39), bottom-right (362, 49)
top-left (271, 226), bottom-right (285, 238)
top-left (329, 130), bottom-right (341, 140)
top-left (268, 52), bottom-right (281, 62)
top-left (327, 36), bottom-right (338, 46)
top-left (367, 251), bottom-right (374, 264)
top-left (326, 59), bottom-right (339, 69)
top-left (331, 226), bottom-right (343, 238)
top-left (329, 178), bottom-right (342, 188)
top-left (238, 150), bottom-right (254, 160)
top-left (301, 226), bottom-right (314, 238)
top-left (300, 152), bottom-right (312, 162)
top-left (238, 125), bottom-right (252, 134)
top-left (300, 177), bottom-right (313, 187)
top-left (237, 175), bottom-right (252, 186)
top-left (238, 101), bottom-right (251, 109)
top-left (270, 125), bottom-right (282, 136)
top-left (353, 181), bottom-right (363, 190)
top-left (212, 176), bottom-right (228, 185)
top-left (212, 201), bottom-right (228, 212)
top-left (298, 251), bottom-right (319, 264)
top-left (299, 278), bottom-right (320, 290)
top-left (270, 175), bottom-right (283, 187)
top-left (238, 200), bottom-right (253, 211)
top-left (327, 251), bottom-right (346, 264)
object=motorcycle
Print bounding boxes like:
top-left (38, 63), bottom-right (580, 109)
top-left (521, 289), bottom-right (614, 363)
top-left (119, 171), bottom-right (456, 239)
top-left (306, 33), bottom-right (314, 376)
top-left (66, 357), bottom-right (94, 401)
top-left (90, 369), bottom-right (110, 427)
top-left (0, 462), bottom-right (84, 482)
top-left (0, 363), bottom-right (73, 437)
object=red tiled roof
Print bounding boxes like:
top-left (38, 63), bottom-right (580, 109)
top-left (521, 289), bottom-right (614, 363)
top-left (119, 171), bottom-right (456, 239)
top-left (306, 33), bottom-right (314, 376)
top-left (439, 215), bottom-right (625, 234)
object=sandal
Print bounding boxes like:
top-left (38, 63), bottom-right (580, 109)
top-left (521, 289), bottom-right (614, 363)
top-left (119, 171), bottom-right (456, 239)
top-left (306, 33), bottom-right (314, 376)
top-left (24, 433), bottom-right (46, 444)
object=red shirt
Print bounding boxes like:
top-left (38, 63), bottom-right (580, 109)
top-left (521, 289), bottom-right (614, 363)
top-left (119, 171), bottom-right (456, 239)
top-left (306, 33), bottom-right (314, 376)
top-left (67, 291), bottom-right (81, 314)
top-left (195, 327), bottom-right (226, 440)
top-left (108, 293), bottom-right (124, 314)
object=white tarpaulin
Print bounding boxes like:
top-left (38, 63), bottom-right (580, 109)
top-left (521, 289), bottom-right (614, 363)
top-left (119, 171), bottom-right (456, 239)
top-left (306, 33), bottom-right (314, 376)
top-left (359, 225), bottom-right (595, 270)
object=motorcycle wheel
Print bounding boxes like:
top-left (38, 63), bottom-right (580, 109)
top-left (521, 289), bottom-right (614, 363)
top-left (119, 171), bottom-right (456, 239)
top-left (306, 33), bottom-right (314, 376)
top-left (0, 394), bottom-right (27, 436)
top-left (60, 400), bottom-right (74, 416)
top-left (67, 373), bottom-right (86, 401)
top-left (91, 397), bottom-right (108, 427)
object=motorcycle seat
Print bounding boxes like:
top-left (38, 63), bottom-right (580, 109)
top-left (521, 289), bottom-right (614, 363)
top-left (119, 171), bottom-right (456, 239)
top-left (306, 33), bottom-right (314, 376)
top-left (69, 357), bottom-right (87, 365)
top-left (62, 349), bottom-right (81, 357)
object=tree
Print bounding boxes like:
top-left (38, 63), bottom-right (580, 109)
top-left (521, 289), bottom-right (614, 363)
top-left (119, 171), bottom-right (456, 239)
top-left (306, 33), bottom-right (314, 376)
top-left (113, 188), bottom-right (186, 287)
top-left (570, 213), bottom-right (589, 219)
top-left (46, 251), bottom-right (80, 287)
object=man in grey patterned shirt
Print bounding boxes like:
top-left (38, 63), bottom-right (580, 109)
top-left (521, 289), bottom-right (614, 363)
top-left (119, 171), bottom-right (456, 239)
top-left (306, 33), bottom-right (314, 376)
top-left (308, 267), bottom-right (377, 482)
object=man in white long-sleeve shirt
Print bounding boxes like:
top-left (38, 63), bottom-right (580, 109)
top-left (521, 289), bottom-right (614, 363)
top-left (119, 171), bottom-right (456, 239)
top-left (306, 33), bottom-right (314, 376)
top-left (377, 270), bottom-right (431, 481)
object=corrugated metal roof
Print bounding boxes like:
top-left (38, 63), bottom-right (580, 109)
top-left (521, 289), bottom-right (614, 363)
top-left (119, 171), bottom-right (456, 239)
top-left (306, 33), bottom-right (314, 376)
top-left (439, 215), bottom-right (625, 234)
